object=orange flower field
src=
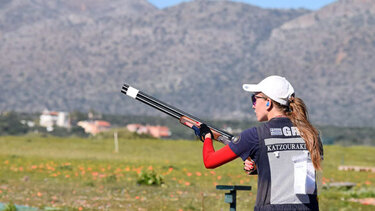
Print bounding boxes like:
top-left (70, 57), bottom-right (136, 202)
top-left (0, 136), bottom-right (374, 210)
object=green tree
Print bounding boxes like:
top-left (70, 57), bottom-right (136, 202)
top-left (0, 112), bottom-right (28, 135)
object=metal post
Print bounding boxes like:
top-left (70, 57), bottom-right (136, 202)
top-left (114, 131), bottom-right (119, 153)
top-left (225, 190), bottom-right (236, 211)
top-left (216, 185), bottom-right (252, 211)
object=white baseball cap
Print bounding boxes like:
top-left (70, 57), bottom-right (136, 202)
top-left (242, 75), bottom-right (295, 106)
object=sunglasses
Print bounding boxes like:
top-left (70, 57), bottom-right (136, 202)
top-left (251, 94), bottom-right (268, 106)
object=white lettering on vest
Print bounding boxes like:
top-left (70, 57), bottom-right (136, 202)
top-left (291, 127), bottom-right (300, 136)
top-left (283, 127), bottom-right (291, 136)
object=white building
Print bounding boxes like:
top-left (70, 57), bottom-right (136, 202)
top-left (39, 110), bottom-right (70, 131)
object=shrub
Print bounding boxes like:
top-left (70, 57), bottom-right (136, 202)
top-left (3, 202), bottom-right (17, 211)
top-left (137, 170), bottom-right (164, 186)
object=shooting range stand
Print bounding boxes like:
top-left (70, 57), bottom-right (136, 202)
top-left (216, 185), bottom-right (252, 211)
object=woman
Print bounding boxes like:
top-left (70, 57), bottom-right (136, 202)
top-left (197, 75), bottom-right (323, 211)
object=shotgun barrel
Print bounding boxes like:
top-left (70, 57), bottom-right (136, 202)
top-left (121, 83), bottom-right (234, 145)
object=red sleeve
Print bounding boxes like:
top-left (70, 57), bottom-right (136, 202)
top-left (202, 137), bottom-right (238, 169)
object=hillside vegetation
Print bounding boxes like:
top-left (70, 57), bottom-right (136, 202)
top-left (0, 0), bottom-right (374, 127)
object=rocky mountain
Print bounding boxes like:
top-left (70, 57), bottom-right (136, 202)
top-left (0, 0), bottom-right (374, 127)
top-left (0, 0), bottom-right (157, 32)
top-left (252, 0), bottom-right (375, 126)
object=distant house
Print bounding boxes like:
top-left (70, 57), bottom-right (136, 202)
top-left (77, 120), bottom-right (111, 135)
top-left (126, 124), bottom-right (144, 133)
top-left (39, 109), bottom-right (70, 131)
top-left (126, 124), bottom-right (171, 138)
top-left (148, 126), bottom-right (171, 138)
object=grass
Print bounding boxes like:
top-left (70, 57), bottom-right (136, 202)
top-left (0, 134), bottom-right (374, 210)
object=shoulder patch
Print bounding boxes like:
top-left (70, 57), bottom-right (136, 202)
top-left (270, 128), bottom-right (283, 136)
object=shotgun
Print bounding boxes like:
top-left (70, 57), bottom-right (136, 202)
top-left (120, 83), bottom-right (234, 145)
top-left (121, 83), bottom-right (257, 174)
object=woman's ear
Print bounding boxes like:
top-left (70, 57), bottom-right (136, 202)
top-left (266, 100), bottom-right (272, 111)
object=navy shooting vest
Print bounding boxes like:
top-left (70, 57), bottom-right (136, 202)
top-left (254, 118), bottom-right (319, 211)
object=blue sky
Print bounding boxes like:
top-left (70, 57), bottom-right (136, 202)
top-left (148, 0), bottom-right (338, 10)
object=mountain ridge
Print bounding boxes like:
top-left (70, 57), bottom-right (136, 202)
top-left (0, 0), bottom-right (374, 127)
